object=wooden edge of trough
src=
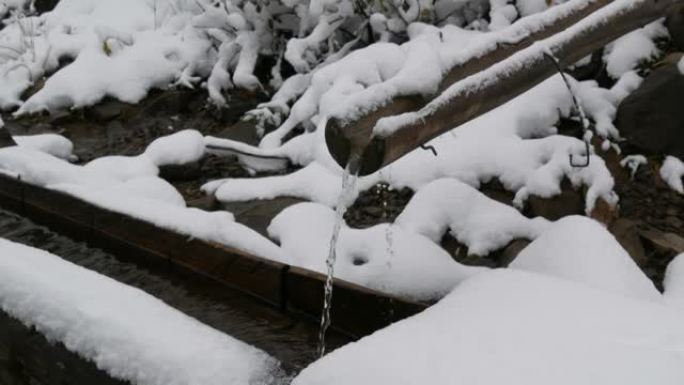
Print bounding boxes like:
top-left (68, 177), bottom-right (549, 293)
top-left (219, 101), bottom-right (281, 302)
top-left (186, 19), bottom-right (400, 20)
top-left (0, 311), bottom-right (128, 385)
top-left (0, 173), bottom-right (427, 338)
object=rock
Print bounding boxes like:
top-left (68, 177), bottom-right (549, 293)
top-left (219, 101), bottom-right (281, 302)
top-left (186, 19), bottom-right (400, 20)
top-left (666, 215), bottom-right (683, 229)
top-left (589, 197), bottom-right (619, 227)
top-left (497, 239), bottom-right (531, 267)
top-left (609, 219), bottom-right (648, 267)
top-left (223, 197), bottom-right (305, 237)
top-left (0, 127), bottom-right (15, 148)
top-left (666, 7), bottom-right (684, 50)
top-left (34, 0), bottom-right (59, 13)
top-left (362, 206), bottom-right (384, 218)
top-left (615, 57), bottom-right (684, 160)
top-left (526, 181), bottom-right (584, 221)
top-left (159, 161), bottom-right (202, 181)
top-left (640, 228), bottom-right (684, 255)
top-left (215, 120), bottom-right (261, 146)
top-left (440, 233), bottom-right (498, 268)
top-left (138, 90), bottom-right (195, 116)
top-left (479, 179), bottom-right (515, 206)
top-left (187, 195), bottom-right (219, 211)
top-left (85, 99), bottom-right (127, 122)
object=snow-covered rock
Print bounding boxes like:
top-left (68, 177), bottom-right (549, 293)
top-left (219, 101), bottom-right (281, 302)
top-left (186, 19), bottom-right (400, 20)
top-left (144, 129), bottom-right (206, 167)
top-left (293, 269), bottom-right (684, 385)
top-left (0, 146), bottom-right (285, 261)
top-left (268, 202), bottom-right (483, 301)
top-left (511, 216), bottom-right (660, 301)
top-left (395, 178), bottom-right (550, 256)
top-left (13, 133), bottom-right (77, 161)
top-left (661, 156), bottom-right (684, 194)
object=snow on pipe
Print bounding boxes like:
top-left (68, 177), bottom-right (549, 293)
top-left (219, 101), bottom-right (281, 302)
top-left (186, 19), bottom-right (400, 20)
top-left (325, 0), bottom-right (683, 176)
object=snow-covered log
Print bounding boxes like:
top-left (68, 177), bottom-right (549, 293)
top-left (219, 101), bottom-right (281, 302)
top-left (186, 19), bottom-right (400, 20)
top-left (326, 0), bottom-right (683, 175)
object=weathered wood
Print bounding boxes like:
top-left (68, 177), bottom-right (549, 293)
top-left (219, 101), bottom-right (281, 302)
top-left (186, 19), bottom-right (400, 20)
top-left (0, 311), bottom-right (129, 385)
top-left (326, 0), bottom-right (683, 175)
top-left (0, 174), bottom-right (427, 338)
top-left (325, 0), bottom-right (615, 171)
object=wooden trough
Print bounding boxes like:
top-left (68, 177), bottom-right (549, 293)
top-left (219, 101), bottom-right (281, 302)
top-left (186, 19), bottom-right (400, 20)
top-left (0, 173), bottom-right (426, 340)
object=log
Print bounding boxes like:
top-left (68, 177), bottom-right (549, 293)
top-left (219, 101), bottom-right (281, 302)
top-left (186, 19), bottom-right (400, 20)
top-left (326, 0), bottom-right (683, 175)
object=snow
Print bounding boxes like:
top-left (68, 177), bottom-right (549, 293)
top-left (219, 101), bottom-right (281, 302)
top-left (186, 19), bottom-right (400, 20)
top-left (0, 146), bottom-right (285, 261)
top-left (256, 0), bottom-right (605, 149)
top-left (372, 0), bottom-right (658, 139)
top-left (620, 154), bottom-right (647, 179)
top-left (0, 238), bottom-right (280, 385)
top-left (212, 162), bottom-right (347, 207)
top-left (395, 178), bottom-right (550, 256)
top-left (604, 21), bottom-right (667, 79)
top-left (293, 269), bottom-right (684, 385)
top-left (209, 76), bottom-right (618, 215)
top-left (510, 216), bottom-right (660, 301)
top-left (664, 254), bottom-right (684, 309)
top-left (144, 129), bottom-right (206, 167)
top-left (84, 155), bottom-right (160, 182)
top-left (268, 202), bottom-right (483, 301)
top-left (13, 133), bottom-right (77, 161)
top-left (660, 156), bottom-right (684, 194)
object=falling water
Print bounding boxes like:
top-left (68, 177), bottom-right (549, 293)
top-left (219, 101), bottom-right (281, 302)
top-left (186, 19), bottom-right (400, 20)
top-left (317, 160), bottom-right (359, 357)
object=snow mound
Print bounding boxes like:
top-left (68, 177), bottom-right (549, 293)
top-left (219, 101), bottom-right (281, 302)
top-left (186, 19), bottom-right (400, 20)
top-left (84, 155), bottom-right (159, 182)
top-left (0, 146), bottom-right (284, 260)
top-left (212, 162), bottom-right (350, 206)
top-left (0, 238), bottom-right (280, 385)
top-left (268, 202), bottom-right (482, 301)
top-left (511, 216), bottom-right (660, 301)
top-left (144, 129), bottom-right (206, 167)
top-left (13, 134), bottom-right (77, 161)
top-left (396, 178), bottom-right (550, 256)
top-left (661, 156), bottom-right (684, 194)
top-left (604, 21), bottom-right (668, 79)
top-left (664, 254), bottom-right (684, 309)
top-left (293, 269), bottom-right (684, 385)
top-left (212, 75), bottom-right (619, 216)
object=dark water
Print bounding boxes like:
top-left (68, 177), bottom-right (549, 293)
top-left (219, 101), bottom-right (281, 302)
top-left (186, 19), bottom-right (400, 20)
top-left (0, 209), bottom-right (348, 377)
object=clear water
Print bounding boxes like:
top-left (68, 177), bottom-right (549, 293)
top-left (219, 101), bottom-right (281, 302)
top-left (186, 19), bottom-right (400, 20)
top-left (0, 208), bottom-right (349, 378)
top-left (317, 164), bottom-right (359, 357)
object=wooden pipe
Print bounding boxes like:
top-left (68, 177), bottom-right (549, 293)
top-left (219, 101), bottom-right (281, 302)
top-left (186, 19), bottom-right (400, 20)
top-left (326, 0), bottom-right (683, 175)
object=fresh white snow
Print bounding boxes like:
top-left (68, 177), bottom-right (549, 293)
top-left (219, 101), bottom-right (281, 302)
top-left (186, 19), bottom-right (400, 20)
top-left (268, 202), bottom-right (483, 301)
top-left (0, 145), bottom-right (285, 261)
top-left (395, 178), bottom-right (549, 256)
top-left (664, 254), bottom-right (684, 309)
top-left (0, 238), bottom-right (280, 385)
top-left (293, 269), bottom-right (684, 385)
top-left (13, 133), bottom-right (77, 161)
top-left (511, 215), bottom-right (660, 301)
top-left (660, 156), bottom-right (684, 194)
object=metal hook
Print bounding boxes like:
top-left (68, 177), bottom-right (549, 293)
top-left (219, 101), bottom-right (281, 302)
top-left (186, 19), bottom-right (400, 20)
top-left (420, 143), bottom-right (438, 156)
top-left (543, 51), bottom-right (591, 168)
top-left (569, 139), bottom-right (591, 167)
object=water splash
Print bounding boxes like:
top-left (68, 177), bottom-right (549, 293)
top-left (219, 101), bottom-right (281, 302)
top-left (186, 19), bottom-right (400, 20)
top-left (317, 161), bottom-right (359, 357)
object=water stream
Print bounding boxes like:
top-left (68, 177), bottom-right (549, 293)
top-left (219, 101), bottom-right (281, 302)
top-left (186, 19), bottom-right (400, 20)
top-left (0, 208), bottom-right (349, 377)
top-left (317, 161), bottom-right (359, 357)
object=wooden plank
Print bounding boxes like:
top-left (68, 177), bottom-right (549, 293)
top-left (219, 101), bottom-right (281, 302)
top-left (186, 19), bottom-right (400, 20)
top-left (0, 174), bottom-right (427, 336)
top-left (285, 266), bottom-right (426, 337)
top-left (0, 311), bottom-right (129, 385)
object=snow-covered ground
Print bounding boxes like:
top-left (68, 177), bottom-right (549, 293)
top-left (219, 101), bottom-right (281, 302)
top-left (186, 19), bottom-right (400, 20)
top-left (0, 238), bottom-right (280, 385)
top-left (0, 0), bottom-right (682, 383)
top-left (292, 218), bottom-right (684, 385)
